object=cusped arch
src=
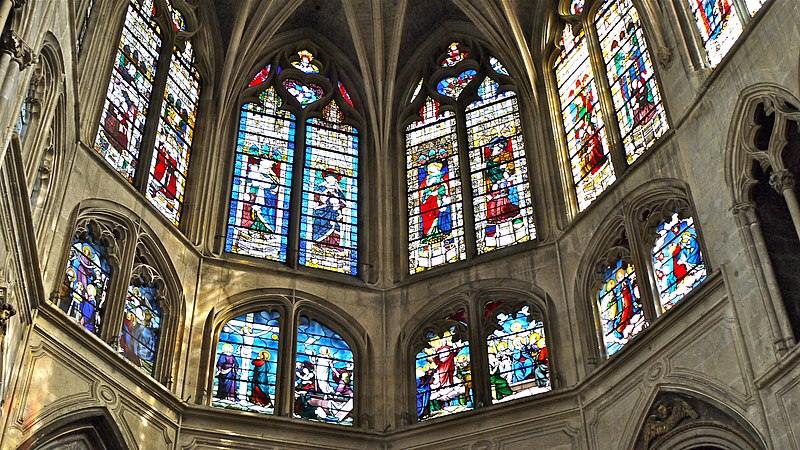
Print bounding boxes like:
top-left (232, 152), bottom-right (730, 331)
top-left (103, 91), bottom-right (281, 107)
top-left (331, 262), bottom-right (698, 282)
top-left (17, 406), bottom-right (131, 450)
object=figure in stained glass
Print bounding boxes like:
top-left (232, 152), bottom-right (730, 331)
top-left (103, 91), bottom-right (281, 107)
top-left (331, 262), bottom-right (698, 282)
top-left (212, 310), bottom-right (281, 414)
top-left (485, 303), bottom-right (550, 403)
top-left (570, 74), bottom-right (607, 179)
top-left (294, 317), bottom-right (355, 425)
top-left (436, 70), bottom-right (477, 99)
top-left (61, 229), bottom-right (113, 336)
top-left (118, 284), bottom-right (161, 374)
top-left (415, 323), bottom-right (472, 421)
top-left (439, 42), bottom-right (469, 67)
top-left (652, 213), bottom-right (707, 310)
top-left (687, 0), bottom-right (742, 67)
top-left (597, 259), bottom-right (646, 355)
top-left (310, 170), bottom-right (347, 247)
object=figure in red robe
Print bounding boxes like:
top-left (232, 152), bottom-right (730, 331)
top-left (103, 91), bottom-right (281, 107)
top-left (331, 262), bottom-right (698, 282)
top-left (152, 142), bottom-right (178, 200)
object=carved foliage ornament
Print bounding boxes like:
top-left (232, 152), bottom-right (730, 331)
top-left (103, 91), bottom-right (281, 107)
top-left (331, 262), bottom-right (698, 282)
top-left (0, 29), bottom-right (35, 69)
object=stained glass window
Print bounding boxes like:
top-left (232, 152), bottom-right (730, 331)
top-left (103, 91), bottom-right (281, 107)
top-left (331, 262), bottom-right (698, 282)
top-left (687, 0), bottom-right (743, 67)
top-left (118, 283), bottom-right (161, 375)
top-left (489, 57), bottom-right (509, 76)
top-left (249, 64), bottom-right (271, 88)
top-left (299, 102), bottom-right (359, 274)
top-left (212, 310), bottom-right (281, 415)
top-left (146, 41), bottom-right (201, 225)
top-left (744, 0), bottom-right (768, 15)
top-left (439, 42), bottom-right (470, 67)
top-left (554, 25), bottom-right (615, 210)
top-left (466, 78), bottom-right (535, 253)
top-left (596, 258), bottom-right (646, 356)
top-left (95, 0), bottom-right (161, 181)
top-left (570, 0), bottom-right (586, 15)
top-left (61, 226), bottom-right (113, 336)
top-left (406, 98), bottom-right (466, 273)
top-left (415, 309), bottom-right (472, 421)
top-left (596, 0), bottom-right (669, 164)
top-left (485, 303), bottom-right (550, 403)
top-left (652, 213), bottom-right (707, 311)
top-left (436, 70), bottom-right (478, 99)
top-left (226, 88), bottom-right (296, 262)
top-left (295, 316), bottom-right (355, 425)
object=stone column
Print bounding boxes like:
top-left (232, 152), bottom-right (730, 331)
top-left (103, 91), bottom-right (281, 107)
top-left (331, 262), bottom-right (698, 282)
top-left (770, 170), bottom-right (800, 241)
top-left (0, 26), bottom-right (35, 167)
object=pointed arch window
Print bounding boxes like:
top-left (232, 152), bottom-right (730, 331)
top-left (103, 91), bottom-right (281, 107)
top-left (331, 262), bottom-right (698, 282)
top-left (210, 307), bottom-right (358, 426)
top-left (684, 0), bottom-right (771, 68)
top-left (94, 0), bottom-right (201, 225)
top-left (406, 40), bottom-right (536, 274)
top-left (225, 49), bottom-right (361, 276)
top-left (595, 254), bottom-right (646, 356)
top-left (550, 0), bottom-right (669, 212)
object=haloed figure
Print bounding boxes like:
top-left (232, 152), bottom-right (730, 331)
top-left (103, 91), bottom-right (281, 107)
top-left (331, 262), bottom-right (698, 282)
top-left (216, 343), bottom-right (239, 401)
top-left (249, 350), bottom-right (273, 408)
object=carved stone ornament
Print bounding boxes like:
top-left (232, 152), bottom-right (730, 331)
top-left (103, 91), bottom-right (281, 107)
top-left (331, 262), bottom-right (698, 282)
top-left (0, 29), bottom-right (35, 69)
top-left (642, 398), bottom-right (699, 446)
top-left (769, 169), bottom-right (795, 194)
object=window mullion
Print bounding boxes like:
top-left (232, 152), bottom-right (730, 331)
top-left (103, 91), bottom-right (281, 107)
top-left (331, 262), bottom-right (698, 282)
top-left (286, 114), bottom-right (308, 268)
top-left (277, 306), bottom-right (296, 417)
top-left (584, 16), bottom-right (628, 178)
top-left (467, 299), bottom-right (491, 409)
top-left (623, 217), bottom-right (661, 322)
top-left (455, 103), bottom-right (478, 260)
top-left (132, 40), bottom-right (173, 192)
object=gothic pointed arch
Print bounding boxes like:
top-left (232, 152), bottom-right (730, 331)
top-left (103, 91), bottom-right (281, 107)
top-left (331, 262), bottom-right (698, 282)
top-left (18, 407), bottom-right (130, 450)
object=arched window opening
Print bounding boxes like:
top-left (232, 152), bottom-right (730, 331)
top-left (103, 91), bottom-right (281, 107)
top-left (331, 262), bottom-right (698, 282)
top-left (212, 309), bottom-right (281, 415)
top-left (484, 301), bottom-right (551, 403)
top-left (554, 24), bottom-right (615, 210)
top-left (94, 0), bottom-right (201, 225)
top-left (596, 257), bottom-right (646, 355)
top-left (651, 212), bottom-right (708, 311)
top-left (119, 282), bottom-right (161, 374)
top-left (294, 315), bottom-right (355, 425)
top-left (414, 308), bottom-right (472, 421)
top-left (686, 0), bottom-right (771, 68)
top-left (225, 48), bottom-right (361, 276)
top-left (406, 39), bottom-right (536, 274)
top-left (60, 223), bottom-right (114, 336)
top-left (550, 0), bottom-right (670, 213)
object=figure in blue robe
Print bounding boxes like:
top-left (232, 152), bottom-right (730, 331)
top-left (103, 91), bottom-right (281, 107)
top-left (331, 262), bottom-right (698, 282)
top-left (215, 345), bottom-right (240, 401)
top-left (416, 369), bottom-right (434, 420)
top-left (312, 172), bottom-right (346, 246)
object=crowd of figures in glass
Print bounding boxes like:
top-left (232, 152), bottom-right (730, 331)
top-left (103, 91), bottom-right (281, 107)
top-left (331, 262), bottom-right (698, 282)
top-left (485, 303), bottom-right (550, 403)
top-left (687, 0), bottom-right (742, 67)
top-left (61, 226), bottom-right (113, 336)
top-left (226, 50), bottom-right (360, 274)
top-left (652, 213), bottom-right (707, 310)
top-left (95, 0), bottom-right (160, 181)
top-left (299, 102), bottom-right (359, 275)
top-left (596, 0), bottom-right (668, 163)
top-left (466, 78), bottom-right (535, 253)
top-left (147, 35), bottom-right (201, 225)
top-left (226, 85), bottom-right (295, 262)
top-left (213, 310), bottom-right (281, 414)
top-left (415, 310), bottom-right (472, 421)
top-left (294, 317), bottom-right (355, 425)
top-left (555, 25), bottom-right (615, 210)
top-left (118, 283), bottom-right (161, 374)
top-left (597, 258), bottom-right (646, 355)
top-left (406, 98), bottom-right (465, 273)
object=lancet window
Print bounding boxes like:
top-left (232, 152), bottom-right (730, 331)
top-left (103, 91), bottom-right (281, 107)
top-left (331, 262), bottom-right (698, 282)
top-left (211, 307), bottom-right (357, 426)
top-left (550, 0), bottom-right (669, 212)
top-left (586, 189), bottom-right (709, 358)
top-left (413, 296), bottom-right (552, 422)
top-left (55, 212), bottom-right (181, 383)
top-left (225, 48), bottom-right (361, 276)
top-left (405, 40), bottom-right (536, 274)
top-left (685, 0), bottom-right (770, 68)
top-left (93, 0), bottom-right (201, 225)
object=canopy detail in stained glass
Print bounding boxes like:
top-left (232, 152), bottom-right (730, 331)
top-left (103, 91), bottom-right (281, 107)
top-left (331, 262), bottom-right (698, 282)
top-left (597, 258), bottom-right (646, 356)
top-left (436, 70), bottom-right (478, 99)
top-left (295, 316), bottom-right (355, 426)
top-left (596, 0), bottom-right (668, 164)
top-left (406, 98), bottom-right (466, 273)
top-left (652, 213), bottom-right (707, 311)
top-left (299, 102), bottom-right (359, 275)
top-left (415, 310), bottom-right (472, 421)
top-left (283, 79), bottom-right (324, 107)
top-left (61, 226), bottom-right (113, 336)
top-left (118, 283), bottom-right (161, 375)
top-left (466, 78), bottom-right (535, 253)
top-left (249, 64), bottom-right (271, 88)
top-left (212, 310), bottom-right (281, 415)
top-left (226, 87), bottom-right (296, 262)
top-left (485, 303), bottom-right (550, 403)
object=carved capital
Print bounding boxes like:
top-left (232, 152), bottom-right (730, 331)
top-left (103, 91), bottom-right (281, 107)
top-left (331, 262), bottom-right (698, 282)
top-left (730, 201), bottom-right (757, 224)
top-left (0, 29), bottom-right (35, 68)
top-left (11, 0), bottom-right (27, 9)
top-left (655, 46), bottom-right (673, 69)
top-left (769, 170), bottom-right (795, 193)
